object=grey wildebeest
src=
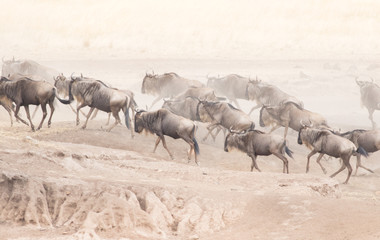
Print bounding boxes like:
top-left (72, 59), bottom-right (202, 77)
top-left (0, 76), bottom-right (70, 131)
top-left (206, 74), bottom-right (249, 109)
top-left (65, 76), bottom-right (133, 136)
top-left (162, 96), bottom-right (226, 141)
top-left (297, 124), bottom-right (368, 184)
top-left (197, 100), bottom-right (255, 141)
top-left (2, 58), bottom-right (60, 84)
top-left (246, 79), bottom-right (303, 115)
top-left (134, 108), bottom-right (200, 164)
top-left (259, 102), bottom-right (329, 139)
top-left (356, 78), bottom-right (380, 129)
top-left (141, 72), bottom-right (204, 109)
top-left (224, 130), bottom-right (292, 173)
top-left (339, 129), bottom-right (380, 175)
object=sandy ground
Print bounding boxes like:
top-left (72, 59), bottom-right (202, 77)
top-left (1, 59), bottom-right (380, 240)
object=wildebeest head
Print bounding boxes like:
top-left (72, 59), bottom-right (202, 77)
top-left (1, 57), bottom-right (17, 77)
top-left (141, 72), bottom-right (158, 94)
top-left (297, 120), bottom-right (313, 145)
top-left (206, 75), bottom-right (219, 89)
top-left (246, 77), bottom-right (262, 101)
top-left (134, 110), bottom-right (147, 133)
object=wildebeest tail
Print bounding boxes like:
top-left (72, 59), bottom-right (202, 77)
top-left (124, 97), bottom-right (130, 129)
top-left (283, 141), bottom-right (293, 158)
top-left (356, 146), bottom-right (369, 158)
top-left (193, 138), bottom-right (200, 155)
top-left (53, 88), bottom-right (71, 105)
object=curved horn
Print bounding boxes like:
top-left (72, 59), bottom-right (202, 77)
top-left (54, 76), bottom-right (58, 81)
top-left (80, 73), bottom-right (83, 78)
top-left (300, 120), bottom-right (306, 128)
top-left (70, 72), bottom-right (75, 80)
top-left (370, 77), bottom-right (374, 83)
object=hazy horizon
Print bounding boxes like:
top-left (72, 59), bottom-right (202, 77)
top-left (1, 0), bottom-right (379, 60)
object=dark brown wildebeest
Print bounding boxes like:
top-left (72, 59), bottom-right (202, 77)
top-left (259, 102), bottom-right (329, 139)
top-left (197, 100), bottom-right (255, 141)
top-left (224, 129), bottom-right (292, 173)
top-left (206, 74), bottom-right (249, 109)
top-left (2, 58), bottom-right (60, 84)
top-left (141, 72), bottom-right (204, 109)
top-left (134, 108), bottom-right (200, 164)
top-left (356, 77), bottom-right (380, 129)
top-left (0, 76), bottom-right (70, 131)
top-left (65, 76), bottom-right (133, 136)
top-left (339, 129), bottom-right (380, 175)
top-left (246, 78), bottom-right (303, 115)
top-left (297, 123), bottom-right (368, 184)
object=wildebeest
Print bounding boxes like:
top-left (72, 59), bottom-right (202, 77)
top-left (206, 74), bottom-right (249, 108)
top-left (246, 79), bottom-right (303, 115)
top-left (0, 76), bottom-right (70, 131)
top-left (65, 76), bottom-right (133, 136)
top-left (162, 96), bottom-right (226, 141)
top-left (339, 129), bottom-right (380, 175)
top-left (259, 102), bottom-right (329, 139)
top-left (172, 87), bottom-right (223, 101)
top-left (197, 100), bottom-right (255, 141)
top-left (224, 130), bottom-right (292, 173)
top-left (356, 77), bottom-right (380, 129)
top-left (297, 124), bottom-right (368, 184)
top-left (2, 58), bottom-right (60, 84)
top-left (134, 108), bottom-right (200, 164)
top-left (141, 72), bottom-right (204, 109)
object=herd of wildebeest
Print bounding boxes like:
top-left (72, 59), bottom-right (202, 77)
top-left (1, 58), bottom-right (380, 184)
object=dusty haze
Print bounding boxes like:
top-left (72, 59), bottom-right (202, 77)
top-left (1, 1), bottom-right (380, 240)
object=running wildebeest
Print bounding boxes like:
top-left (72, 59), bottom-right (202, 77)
top-left (259, 102), bottom-right (329, 139)
top-left (162, 96), bottom-right (226, 141)
top-left (197, 100), bottom-right (255, 141)
top-left (246, 78), bottom-right (303, 115)
top-left (2, 57), bottom-right (60, 84)
top-left (339, 129), bottom-right (380, 175)
top-left (134, 108), bottom-right (200, 164)
top-left (141, 72), bottom-right (204, 109)
top-left (356, 77), bottom-right (380, 129)
top-left (0, 76), bottom-right (70, 131)
top-left (297, 123), bottom-right (368, 184)
top-left (65, 75), bottom-right (133, 136)
top-left (206, 74), bottom-right (249, 109)
top-left (224, 129), bottom-right (292, 173)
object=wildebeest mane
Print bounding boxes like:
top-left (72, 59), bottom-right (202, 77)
top-left (141, 110), bottom-right (162, 134)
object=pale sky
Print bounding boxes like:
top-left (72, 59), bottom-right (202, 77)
top-left (0, 0), bottom-right (379, 60)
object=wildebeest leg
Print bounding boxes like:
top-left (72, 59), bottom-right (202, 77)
top-left (13, 105), bottom-right (29, 126)
top-left (81, 107), bottom-right (95, 130)
top-left (306, 150), bottom-right (318, 173)
top-left (1, 102), bottom-right (13, 126)
top-left (315, 153), bottom-right (327, 174)
top-left (248, 153), bottom-right (261, 172)
top-left (47, 100), bottom-right (55, 128)
top-left (331, 156), bottom-right (352, 184)
top-left (106, 110), bottom-right (121, 132)
top-left (269, 125), bottom-right (281, 133)
top-left (90, 109), bottom-right (99, 120)
top-left (36, 103), bottom-right (48, 130)
top-left (283, 124), bottom-right (289, 140)
top-left (160, 136), bottom-right (174, 160)
top-left (202, 123), bottom-right (218, 141)
top-left (24, 105), bottom-right (35, 131)
top-left (273, 152), bottom-right (289, 174)
top-left (153, 137), bottom-right (161, 153)
top-left (149, 96), bottom-right (162, 110)
top-left (31, 105), bottom-right (39, 119)
top-left (368, 108), bottom-right (376, 129)
top-left (248, 104), bottom-right (262, 116)
top-left (76, 102), bottom-right (88, 126)
top-left (354, 155), bottom-right (374, 175)
top-left (69, 103), bottom-right (77, 114)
